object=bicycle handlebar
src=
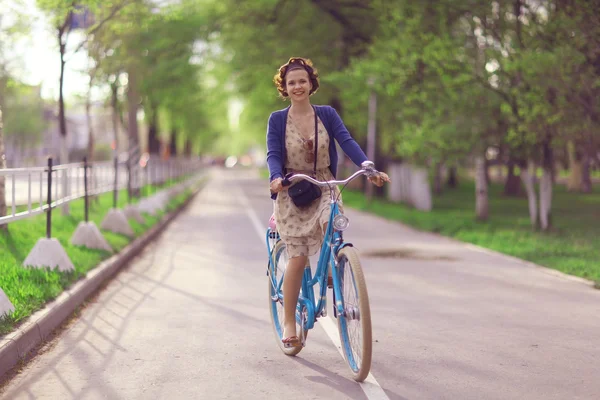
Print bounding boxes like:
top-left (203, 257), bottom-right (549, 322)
top-left (281, 161), bottom-right (379, 188)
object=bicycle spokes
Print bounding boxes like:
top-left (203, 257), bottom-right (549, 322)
top-left (336, 247), bottom-right (372, 382)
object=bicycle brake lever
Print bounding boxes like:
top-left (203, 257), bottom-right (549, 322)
top-left (282, 173), bottom-right (293, 187)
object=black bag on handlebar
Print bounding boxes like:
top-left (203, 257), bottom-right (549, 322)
top-left (287, 107), bottom-right (322, 208)
top-left (288, 178), bottom-right (321, 208)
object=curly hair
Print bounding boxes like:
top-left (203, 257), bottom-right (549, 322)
top-left (273, 57), bottom-right (320, 99)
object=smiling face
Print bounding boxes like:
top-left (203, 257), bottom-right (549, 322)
top-left (285, 68), bottom-right (313, 103)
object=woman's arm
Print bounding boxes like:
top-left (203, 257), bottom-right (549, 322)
top-left (266, 113), bottom-right (284, 182)
top-left (328, 107), bottom-right (368, 166)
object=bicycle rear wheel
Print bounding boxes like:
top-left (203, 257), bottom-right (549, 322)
top-left (267, 240), bottom-right (307, 356)
top-left (336, 246), bottom-right (372, 382)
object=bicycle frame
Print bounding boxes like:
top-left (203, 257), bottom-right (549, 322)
top-left (266, 198), bottom-right (347, 331)
top-left (266, 161), bottom-right (378, 332)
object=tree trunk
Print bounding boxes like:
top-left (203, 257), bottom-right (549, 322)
top-left (539, 169), bottom-right (553, 230)
top-left (127, 68), bottom-right (141, 197)
top-left (566, 141), bottom-right (583, 191)
top-left (184, 139), bottom-right (192, 158)
top-left (58, 31), bottom-right (68, 161)
top-left (433, 161), bottom-right (443, 195)
top-left (0, 104), bottom-right (7, 231)
top-left (169, 129), bottom-right (177, 158)
top-left (86, 91), bottom-right (94, 162)
top-left (147, 103), bottom-right (160, 155)
top-left (520, 160), bottom-right (538, 229)
top-left (446, 165), bottom-right (458, 188)
top-left (504, 159), bottom-right (522, 196)
top-left (111, 79), bottom-right (120, 152)
top-left (539, 141), bottom-right (554, 231)
top-left (57, 28), bottom-right (70, 215)
top-left (330, 96), bottom-right (347, 175)
top-left (581, 152), bottom-right (592, 193)
top-left (475, 156), bottom-right (488, 221)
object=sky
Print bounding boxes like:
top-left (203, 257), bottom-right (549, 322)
top-left (4, 0), bottom-right (97, 101)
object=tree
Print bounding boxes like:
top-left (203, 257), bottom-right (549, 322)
top-left (203, 0), bottom-right (378, 157)
top-left (0, 0), bottom-right (31, 228)
top-left (0, 99), bottom-right (6, 230)
top-left (36, 0), bottom-right (133, 164)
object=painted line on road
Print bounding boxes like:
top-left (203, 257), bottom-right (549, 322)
top-left (238, 188), bottom-right (390, 400)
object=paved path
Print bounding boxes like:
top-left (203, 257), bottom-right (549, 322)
top-left (1, 168), bottom-right (599, 399)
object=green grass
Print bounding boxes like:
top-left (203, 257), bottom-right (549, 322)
top-left (342, 181), bottom-right (600, 285)
top-left (0, 180), bottom-right (196, 336)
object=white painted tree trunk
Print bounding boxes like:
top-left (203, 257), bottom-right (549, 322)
top-left (475, 156), bottom-right (488, 221)
top-left (539, 168), bottom-right (553, 230)
top-left (127, 68), bottom-right (141, 197)
top-left (411, 168), bottom-right (432, 211)
top-left (520, 161), bottom-right (538, 229)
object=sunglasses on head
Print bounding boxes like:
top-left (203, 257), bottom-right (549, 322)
top-left (302, 139), bottom-right (315, 164)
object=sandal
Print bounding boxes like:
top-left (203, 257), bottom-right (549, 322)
top-left (282, 336), bottom-right (302, 348)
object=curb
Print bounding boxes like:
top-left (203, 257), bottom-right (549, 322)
top-left (0, 178), bottom-right (207, 379)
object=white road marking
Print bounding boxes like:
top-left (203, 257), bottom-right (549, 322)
top-left (238, 188), bottom-right (390, 400)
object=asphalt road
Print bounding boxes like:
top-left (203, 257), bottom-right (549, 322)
top-left (1, 168), bottom-right (599, 400)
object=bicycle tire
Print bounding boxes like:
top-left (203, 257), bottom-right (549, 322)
top-left (336, 246), bottom-right (372, 382)
top-left (268, 240), bottom-right (307, 356)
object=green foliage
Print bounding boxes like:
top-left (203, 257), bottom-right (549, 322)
top-left (25, 0), bottom-right (600, 166)
top-left (200, 0), bottom-right (377, 154)
top-left (2, 80), bottom-right (47, 147)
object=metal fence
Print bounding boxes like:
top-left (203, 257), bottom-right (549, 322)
top-left (0, 156), bottom-right (203, 226)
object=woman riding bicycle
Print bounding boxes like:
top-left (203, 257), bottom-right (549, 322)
top-left (266, 57), bottom-right (390, 348)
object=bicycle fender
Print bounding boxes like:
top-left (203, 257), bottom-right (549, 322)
top-left (335, 242), bottom-right (354, 259)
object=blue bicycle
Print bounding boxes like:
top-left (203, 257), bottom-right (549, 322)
top-left (266, 161), bottom-right (378, 382)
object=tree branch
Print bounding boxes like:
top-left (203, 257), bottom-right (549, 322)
top-left (268, 0), bottom-right (287, 24)
top-left (68, 1), bottom-right (133, 59)
top-left (57, 1), bottom-right (77, 37)
top-left (309, 0), bottom-right (370, 43)
top-left (473, 74), bottom-right (517, 112)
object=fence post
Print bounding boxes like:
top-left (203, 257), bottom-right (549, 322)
top-left (113, 155), bottom-right (118, 208)
top-left (70, 155), bottom-right (113, 252)
top-left (101, 155), bottom-right (135, 238)
top-left (22, 155), bottom-right (75, 272)
top-left (46, 157), bottom-right (53, 239)
top-left (127, 156), bottom-right (132, 204)
top-left (83, 157), bottom-right (89, 223)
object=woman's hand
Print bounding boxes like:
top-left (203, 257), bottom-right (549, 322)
top-left (368, 171), bottom-right (391, 187)
top-left (270, 177), bottom-right (284, 193)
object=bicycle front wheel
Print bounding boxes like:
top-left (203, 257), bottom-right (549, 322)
top-left (336, 246), bottom-right (372, 382)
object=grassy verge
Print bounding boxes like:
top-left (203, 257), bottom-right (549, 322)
top-left (0, 179), bottom-right (197, 336)
top-left (341, 181), bottom-right (600, 285)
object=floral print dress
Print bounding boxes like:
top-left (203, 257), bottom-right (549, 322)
top-left (274, 113), bottom-right (343, 258)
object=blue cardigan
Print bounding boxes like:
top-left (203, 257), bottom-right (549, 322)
top-left (266, 105), bottom-right (368, 198)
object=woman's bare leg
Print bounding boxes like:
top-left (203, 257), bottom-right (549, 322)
top-left (283, 255), bottom-right (307, 339)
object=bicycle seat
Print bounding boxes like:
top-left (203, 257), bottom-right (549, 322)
top-left (268, 214), bottom-right (277, 231)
